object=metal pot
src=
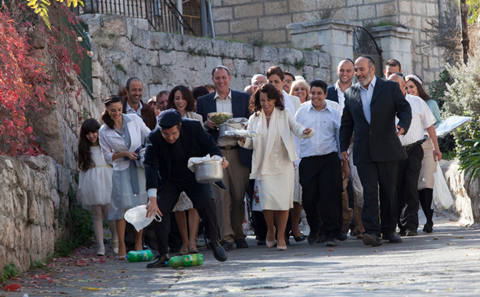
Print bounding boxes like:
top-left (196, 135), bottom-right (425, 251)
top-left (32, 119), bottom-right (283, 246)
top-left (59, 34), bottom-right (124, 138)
top-left (218, 122), bottom-right (246, 138)
top-left (195, 160), bottom-right (223, 183)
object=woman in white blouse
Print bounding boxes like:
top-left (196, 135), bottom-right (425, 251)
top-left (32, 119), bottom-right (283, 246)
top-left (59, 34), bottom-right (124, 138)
top-left (238, 83), bottom-right (313, 250)
top-left (99, 95), bottom-right (151, 259)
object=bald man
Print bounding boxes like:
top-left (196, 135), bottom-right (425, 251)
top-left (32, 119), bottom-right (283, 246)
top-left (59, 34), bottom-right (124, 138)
top-left (387, 74), bottom-right (441, 237)
top-left (339, 56), bottom-right (412, 247)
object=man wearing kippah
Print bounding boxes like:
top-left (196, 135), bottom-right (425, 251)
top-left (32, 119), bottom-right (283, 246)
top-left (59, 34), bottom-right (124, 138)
top-left (143, 109), bottom-right (229, 268)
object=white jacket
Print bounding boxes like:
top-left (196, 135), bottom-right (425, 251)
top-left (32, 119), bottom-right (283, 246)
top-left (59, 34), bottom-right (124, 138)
top-left (99, 114), bottom-right (151, 171)
top-left (239, 108), bottom-right (314, 180)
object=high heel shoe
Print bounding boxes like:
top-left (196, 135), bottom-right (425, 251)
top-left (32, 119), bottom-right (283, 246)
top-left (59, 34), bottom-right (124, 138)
top-left (277, 245), bottom-right (287, 251)
top-left (266, 240), bottom-right (276, 248)
top-left (112, 240), bottom-right (119, 255)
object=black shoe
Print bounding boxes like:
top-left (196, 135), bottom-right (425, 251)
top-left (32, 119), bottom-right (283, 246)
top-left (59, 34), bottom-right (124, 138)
top-left (423, 223), bottom-right (433, 233)
top-left (221, 241), bottom-right (234, 251)
top-left (146, 254), bottom-right (169, 268)
top-left (382, 233), bottom-right (403, 243)
top-left (317, 235), bottom-right (327, 243)
top-left (362, 233), bottom-right (382, 247)
top-left (285, 237), bottom-right (290, 245)
top-left (308, 235), bottom-right (319, 245)
top-left (235, 239), bottom-right (249, 249)
top-left (257, 239), bottom-right (266, 246)
top-left (326, 238), bottom-right (338, 247)
top-left (292, 234), bottom-right (306, 242)
top-left (208, 240), bottom-right (227, 262)
top-left (398, 230), bottom-right (406, 236)
top-left (338, 231), bottom-right (347, 241)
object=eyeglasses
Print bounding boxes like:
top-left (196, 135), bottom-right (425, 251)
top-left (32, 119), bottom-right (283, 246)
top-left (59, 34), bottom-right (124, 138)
top-left (395, 72), bottom-right (404, 77)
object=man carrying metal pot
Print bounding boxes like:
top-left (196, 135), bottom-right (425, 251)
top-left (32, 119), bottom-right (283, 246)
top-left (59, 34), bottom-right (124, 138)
top-left (143, 109), bottom-right (229, 268)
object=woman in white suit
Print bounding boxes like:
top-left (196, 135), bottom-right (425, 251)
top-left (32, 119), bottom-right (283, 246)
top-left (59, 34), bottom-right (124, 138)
top-left (99, 95), bottom-right (151, 259)
top-left (166, 85), bottom-right (202, 254)
top-left (238, 83), bottom-right (314, 250)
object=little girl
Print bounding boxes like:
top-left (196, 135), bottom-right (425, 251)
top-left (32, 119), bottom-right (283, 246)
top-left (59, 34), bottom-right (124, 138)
top-left (78, 119), bottom-right (118, 256)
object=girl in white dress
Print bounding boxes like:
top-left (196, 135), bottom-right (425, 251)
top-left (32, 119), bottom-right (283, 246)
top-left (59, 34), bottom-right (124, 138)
top-left (78, 119), bottom-right (118, 256)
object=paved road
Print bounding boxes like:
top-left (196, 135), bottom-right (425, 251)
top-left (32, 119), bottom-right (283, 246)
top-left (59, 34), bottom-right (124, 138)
top-left (5, 211), bottom-right (480, 296)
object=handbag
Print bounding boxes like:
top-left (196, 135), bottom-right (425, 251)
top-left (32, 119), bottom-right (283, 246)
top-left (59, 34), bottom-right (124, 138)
top-left (433, 161), bottom-right (454, 210)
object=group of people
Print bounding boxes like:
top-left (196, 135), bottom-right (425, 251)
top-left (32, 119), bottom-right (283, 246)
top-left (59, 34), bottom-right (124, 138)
top-left (76, 55), bottom-right (443, 268)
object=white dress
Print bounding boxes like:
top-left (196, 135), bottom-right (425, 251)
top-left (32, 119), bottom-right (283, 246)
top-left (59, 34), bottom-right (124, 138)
top-left (78, 146), bottom-right (113, 206)
top-left (257, 132), bottom-right (294, 211)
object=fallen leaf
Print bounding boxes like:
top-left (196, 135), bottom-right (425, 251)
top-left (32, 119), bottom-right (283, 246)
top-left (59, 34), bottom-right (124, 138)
top-left (373, 250), bottom-right (378, 253)
top-left (446, 243), bottom-right (458, 245)
top-left (455, 236), bottom-right (464, 239)
top-left (81, 287), bottom-right (101, 291)
top-left (65, 284), bottom-right (76, 287)
top-left (433, 237), bottom-right (439, 240)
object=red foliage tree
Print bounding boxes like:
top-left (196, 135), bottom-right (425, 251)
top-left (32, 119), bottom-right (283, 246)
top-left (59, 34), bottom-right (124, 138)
top-left (0, 9), bottom-right (51, 156)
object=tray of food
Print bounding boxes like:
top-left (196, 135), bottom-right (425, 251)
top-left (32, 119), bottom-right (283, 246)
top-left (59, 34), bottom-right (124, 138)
top-left (208, 112), bottom-right (233, 126)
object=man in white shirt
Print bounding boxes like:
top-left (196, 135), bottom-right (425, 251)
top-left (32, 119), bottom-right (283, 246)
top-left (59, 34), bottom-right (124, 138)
top-left (196, 66), bottom-right (252, 251)
top-left (295, 79), bottom-right (348, 247)
top-left (251, 74), bottom-right (267, 94)
top-left (388, 74), bottom-right (442, 236)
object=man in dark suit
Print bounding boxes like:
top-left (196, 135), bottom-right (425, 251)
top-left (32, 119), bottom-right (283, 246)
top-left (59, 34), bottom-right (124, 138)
top-left (144, 109), bottom-right (228, 268)
top-left (196, 66), bottom-right (252, 251)
top-left (340, 56), bottom-right (412, 247)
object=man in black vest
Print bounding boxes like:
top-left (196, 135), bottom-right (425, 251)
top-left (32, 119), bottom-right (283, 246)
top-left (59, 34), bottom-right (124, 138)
top-left (340, 56), bottom-right (412, 247)
top-left (144, 109), bottom-right (229, 267)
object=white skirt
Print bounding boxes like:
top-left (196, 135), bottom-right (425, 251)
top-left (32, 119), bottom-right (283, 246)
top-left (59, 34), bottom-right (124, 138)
top-left (78, 166), bottom-right (113, 206)
top-left (258, 162), bottom-right (294, 211)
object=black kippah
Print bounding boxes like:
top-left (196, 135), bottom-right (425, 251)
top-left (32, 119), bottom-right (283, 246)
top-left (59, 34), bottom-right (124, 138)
top-left (158, 108), bottom-right (182, 128)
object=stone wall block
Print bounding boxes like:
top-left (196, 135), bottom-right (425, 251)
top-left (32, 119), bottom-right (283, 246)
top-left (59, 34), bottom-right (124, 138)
top-left (303, 51), bottom-right (319, 67)
top-left (234, 3), bottom-right (264, 18)
top-left (258, 15), bottom-right (292, 31)
top-left (131, 27), bottom-right (151, 49)
top-left (231, 19), bottom-right (258, 34)
top-left (99, 15), bottom-right (128, 36)
top-left (243, 43), bottom-right (254, 59)
top-left (266, 0), bottom-right (288, 15)
top-left (228, 42), bottom-right (245, 59)
top-left (279, 48), bottom-right (303, 64)
top-left (212, 39), bottom-right (231, 57)
top-left (159, 50), bottom-right (177, 67)
top-left (4, 217), bottom-right (15, 249)
top-left (221, 59), bottom-right (234, 74)
top-left (259, 46), bottom-right (279, 63)
top-left (213, 7), bottom-right (233, 21)
top-left (92, 61), bottom-right (104, 77)
top-left (151, 32), bottom-right (174, 51)
top-left (205, 56), bottom-right (223, 73)
top-left (376, 2), bottom-right (397, 17)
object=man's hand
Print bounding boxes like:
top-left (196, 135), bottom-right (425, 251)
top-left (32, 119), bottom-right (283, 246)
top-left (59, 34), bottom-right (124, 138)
top-left (146, 197), bottom-right (162, 218)
top-left (205, 116), bottom-right (217, 130)
top-left (433, 149), bottom-right (442, 162)
top-left (397, 125), bottom-right (405, 136)
top-left (237, 137), bottom-right (246, 145)
top-left (342, 161), bottom-right (350, 180)
top-left (341, 151), bottom-right (349, 162)
top-left (303, 128), bottom-right (312, 134)
top-left (222, 157), bottom-right (229, 169)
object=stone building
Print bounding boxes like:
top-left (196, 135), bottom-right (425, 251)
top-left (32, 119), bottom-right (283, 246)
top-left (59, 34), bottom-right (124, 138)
top-left (211, 0), bottom-right (447, 87)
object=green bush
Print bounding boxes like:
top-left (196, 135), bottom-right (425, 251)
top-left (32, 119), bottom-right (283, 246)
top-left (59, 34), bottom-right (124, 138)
top-left (1, 263), bottom-right (19, 284)
top-left (54, 185), bottom-right (93, 257)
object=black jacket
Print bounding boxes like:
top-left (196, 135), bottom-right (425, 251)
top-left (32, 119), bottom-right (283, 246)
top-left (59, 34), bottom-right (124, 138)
top-left (144, 119), bottom-right (225, 190)
top-left (340, 77), bottom-right (412, 165)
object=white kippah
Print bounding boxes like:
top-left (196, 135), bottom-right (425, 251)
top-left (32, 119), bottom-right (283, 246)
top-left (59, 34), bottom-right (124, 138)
top-left (405, 74), bottom-right (422, 86)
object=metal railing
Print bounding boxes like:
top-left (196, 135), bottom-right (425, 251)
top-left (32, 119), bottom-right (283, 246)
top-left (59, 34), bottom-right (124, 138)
top-left (73, 0), bottom-right (196, 36)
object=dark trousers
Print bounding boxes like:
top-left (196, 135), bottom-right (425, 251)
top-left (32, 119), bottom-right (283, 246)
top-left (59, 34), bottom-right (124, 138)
top-left (154, 176), bottom-right (219, 255)
top-left (356, 160), bottom-right (398, 236)
top-left (397, 144), bottom-right (424, 231)
top-left (300, 153), bottom-right (342, 239)
top-left (419, 188), bottom-right (434, 225)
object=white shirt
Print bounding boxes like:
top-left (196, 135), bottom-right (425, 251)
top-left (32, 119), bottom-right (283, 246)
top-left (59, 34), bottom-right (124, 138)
top-left (295, 101), bottom-right (341, 159)
top-left (126, 101), bottom-right (143, 117)
top-left (335, 81), bottom-right (354, 115)
top-left (359, 76), bottom-right (377, 124)
top-left (214, 90), bottom-right (238, 147)
top-left (397, 94), bottom-right (436, 146)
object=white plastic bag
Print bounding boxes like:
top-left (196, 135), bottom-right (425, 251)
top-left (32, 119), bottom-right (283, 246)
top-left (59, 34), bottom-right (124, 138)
top-left (433, 161), bottom-right (454, 210)
top-left (252, 179), bottom-right (261, 211)
top-left (124, 205), bottom-right (162, 232)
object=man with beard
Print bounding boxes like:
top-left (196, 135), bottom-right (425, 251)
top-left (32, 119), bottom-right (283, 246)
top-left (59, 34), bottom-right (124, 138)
top-left (340, 56), bottom-right (412, 247)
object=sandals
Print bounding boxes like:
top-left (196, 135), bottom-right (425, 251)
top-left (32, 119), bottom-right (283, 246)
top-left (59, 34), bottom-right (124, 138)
top-left (179, 249), bottom-right (189, 255)
top-left (188, 247), bottom-right (199, 254)
top-left (112, 240), bottom-right (119, 255)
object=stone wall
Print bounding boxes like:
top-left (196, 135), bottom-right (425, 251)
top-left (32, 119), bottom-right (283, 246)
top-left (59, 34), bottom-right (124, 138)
top-left (210, 0), bottom-right (398, 47)
top-left (441, 160), bottom-right (480, 226)
top-left (84, 14), bottom-right (331, 101)
top-left (210, 0), bottom-right (444, 88)
top-left (0, 155), bottom-right (68, 276)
